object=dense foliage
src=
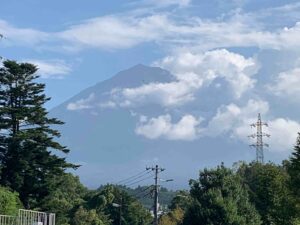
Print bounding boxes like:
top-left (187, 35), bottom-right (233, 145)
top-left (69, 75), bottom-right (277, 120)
top-left (0, 186), bottom-right (22, 215)
top-left (182, 164), bottom-right (262, 225)
top-left (238, 162), bottom-right (298, 225)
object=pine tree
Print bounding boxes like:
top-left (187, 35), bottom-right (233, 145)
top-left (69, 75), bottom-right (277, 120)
top-left (0, 60), bottom-right (77, 208)
top-left (288, 133), bottom-right (300, 221)
top-left (289, 133), bottom-right (300, 195)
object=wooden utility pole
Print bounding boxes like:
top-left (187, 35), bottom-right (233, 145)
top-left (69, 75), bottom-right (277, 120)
top-left (147, 165), bottom-right (165, 225)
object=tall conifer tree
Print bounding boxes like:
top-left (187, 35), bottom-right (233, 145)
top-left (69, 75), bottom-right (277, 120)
top-left (290, 133), bottom-right (300, 193)
top-left (0, 60), bottom-right (77, 208)
top-left (288, 133), bottom-right (300, 220)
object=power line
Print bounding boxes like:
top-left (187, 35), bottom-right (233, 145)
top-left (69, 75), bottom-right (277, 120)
top-left (125, 175), bottom-right (154, 187)
top-left (120, 171), bottom-right (152, 186)
top-left (131, 185), bottom-right (153, 198)
top-left (137, 191), bottom-right (152, 199)
top-left (116, 170), bottom-right (149, 185)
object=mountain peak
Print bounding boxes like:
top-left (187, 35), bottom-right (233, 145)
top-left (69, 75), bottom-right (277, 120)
top-left (131, 63), bottom-right (148, 69)
top-left (108, 64), bottom-right (174, 88)
top-left (53, 64), bottom-right (175, 111)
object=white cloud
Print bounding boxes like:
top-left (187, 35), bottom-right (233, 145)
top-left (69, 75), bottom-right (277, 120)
top-left (0, 20), bottom-right (49, 46)
top-left (135, 114), bottom-right (202, 140)
top-left (112, 79), bottom-right (200, 107)
top-left (2, 8), bottom-right (300, 53)
top-left (208, 99), bottom-right (269, 136)
top-left (59, 15), bottom-right (170, 51)
top-left (57, 17), bottom-right (300, 52)
top-left (268, 118), bottom-right (300, 152)
top-left (105, 49), bottom-right (258, 108)
top-left (25, 59), bottom-right (72, 79)
top-left (238, 118), bottom-right (300, 152)
top-left (207, 99), bottom-right (300, 152)
top-left (155, 49), bottom-right (259, 98)
top-left (269, 67), bottom-right (300, 99)
top-left (67, 93), bottom-right (96, 111)
top-left (141, 0), bottom-right (191, 7)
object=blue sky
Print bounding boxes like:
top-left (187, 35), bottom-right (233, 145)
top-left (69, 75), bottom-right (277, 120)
top-left (1, 0), bottom-right (300, 185)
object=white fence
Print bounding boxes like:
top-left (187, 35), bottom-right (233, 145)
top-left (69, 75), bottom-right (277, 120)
top-left (0, 210), bottom-right (55, 225)
top-left (0, 215), bottom-right (16, 225)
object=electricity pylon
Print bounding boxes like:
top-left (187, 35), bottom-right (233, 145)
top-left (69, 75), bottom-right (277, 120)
top-left (249, 113), bottom-right (270, 163)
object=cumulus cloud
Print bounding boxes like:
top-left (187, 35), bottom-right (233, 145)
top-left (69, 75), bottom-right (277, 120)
top-left (236, 118), bottom-right (300, 152)
top-left (133, 98), bottom-right (300, 151)
top-left (105, 49), bottom-right (258, 108)
top-left (269, 67), bottom-right (300, 100)
top-left (155, 49), bottom-right (259, 98)
top-left (25, 59), bottom-right (72, 79)
top-left (67, 93), bottom-right (96, 111)
top-left (135, 114), bottom-right (202, 140)
top-left (207, 99), bottom-right (300, 152)
top-left (268, 118), bottom-right (300, 152)
top-left (208, 99), bottom-right (269, 136)
top-left (111, 79), bottom-right (200, 107)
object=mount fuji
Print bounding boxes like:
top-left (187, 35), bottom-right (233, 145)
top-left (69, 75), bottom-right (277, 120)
top-left (50, 64), bottom-right (294, 189)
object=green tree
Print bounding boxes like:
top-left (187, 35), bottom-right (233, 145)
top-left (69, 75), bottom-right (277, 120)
top-left (287, 133), bottom-right (300, 224)
top-left (159, 207), bottom-right (184, 225)
top-left (90, 185), bottom-right (152, 225)
top-left (72, 206), bottom-right (110, 225)
top-left (0, 186), bottom-right (22, 215)
top-left (38, 173), bottom-right (87, 225)
top-left (0, 60), bottom-right (77, 208)
top-left (183, 164), bottom-right (261, 225)
top-left (170, 190), bottom-right (190, 211)
top-left (288, 133), bottom-right (300, 199)
top-left (239, 162), bottom-right (298, 225)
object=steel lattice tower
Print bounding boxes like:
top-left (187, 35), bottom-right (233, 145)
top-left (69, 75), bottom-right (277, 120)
top-left (249, 113), bottom-right (270, 163)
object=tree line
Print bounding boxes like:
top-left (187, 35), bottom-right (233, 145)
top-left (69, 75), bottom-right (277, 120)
top-left (0, 60), bottom-right (299, 225)
top-left (160, 157), bottom-right (300, 225)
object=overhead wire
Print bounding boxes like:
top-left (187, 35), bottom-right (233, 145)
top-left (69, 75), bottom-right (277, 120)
top-left (137, 192), bottom-right (152, 199)
top-left (113, 170), bottom-right (155, 200)
top-left (115, 170), bottom-right (149, 185)
top-left (131, 185), bottom-right (153, 198)
top-left (125, 174), bottom-right (154, 187)
top-left (118, 170), bottom-right (152, 186)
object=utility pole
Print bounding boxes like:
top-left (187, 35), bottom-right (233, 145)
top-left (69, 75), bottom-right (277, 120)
top-left (147, 165), bottom-right (165, 225)
top-left (249, 113), bottom-right (270, 163)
